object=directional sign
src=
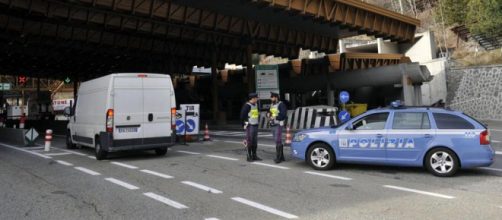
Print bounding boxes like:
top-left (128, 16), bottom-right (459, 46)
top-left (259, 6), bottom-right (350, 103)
top-left (185, 119), bottom-right (196, 133)
top-left (25, 128), bottom-right (39, 142)
top-left (176, 120), bottom-right (185, 134)
top-left (0, 83), bottom-right (11, 91)
top-left (338, 110), bottom-right (351, 123)
top-left (180, 104), bottom-right (200, 135)
top-left (64, 77), bottom-right (71, 84)
top-left (339, 91), bottom-right (350, 104)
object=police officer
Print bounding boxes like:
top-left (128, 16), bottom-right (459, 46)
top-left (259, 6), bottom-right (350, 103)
top-left (268, 92), bottom-right (287, 163)
top-left (240, 93), bottom-right (262, 162)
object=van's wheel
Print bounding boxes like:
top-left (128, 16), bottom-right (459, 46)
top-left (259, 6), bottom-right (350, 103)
top-left (307, 143), bottom-right (335, 170)
top-left (425, 148), bottom-right (459, 177)
top-left (155, 147), bottom-right (168, 156)
top-left (95, 138), bottom-right (108, 160)
top-left (66, 130), bottom-right (77, 149)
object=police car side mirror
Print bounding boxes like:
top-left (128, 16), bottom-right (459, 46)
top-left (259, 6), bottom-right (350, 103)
top-left (346, 124), bottom-right (354, 131)
top-left (63, 107), bottom-right (72, 117)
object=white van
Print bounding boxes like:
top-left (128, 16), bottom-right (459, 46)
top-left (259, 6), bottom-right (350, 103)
top-left (65, 73), bottom-right (177, 160)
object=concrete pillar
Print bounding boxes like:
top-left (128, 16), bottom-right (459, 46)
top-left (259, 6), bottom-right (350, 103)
top-left (402, 75), bottom-right (415, 106)
top-left (338, 39), bottom-right (347, 53)
top-left (413, 84), bottom-right (423, 106)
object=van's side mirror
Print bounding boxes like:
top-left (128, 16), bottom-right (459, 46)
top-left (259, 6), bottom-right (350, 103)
top-left (346, 123), bottom-right (354, 131)
top-left (63, 107), bottom-right (72, 117)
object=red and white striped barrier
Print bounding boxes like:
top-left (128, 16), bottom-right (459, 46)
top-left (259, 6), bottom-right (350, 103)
top-left (44, 129), bottom-right (53, 152)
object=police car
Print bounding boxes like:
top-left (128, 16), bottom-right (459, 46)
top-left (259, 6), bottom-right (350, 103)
top-left (291, 102), bottom-right (495, 177)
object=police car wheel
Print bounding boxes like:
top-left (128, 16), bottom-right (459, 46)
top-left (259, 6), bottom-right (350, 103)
top-left (307, 143), bottom-right (335, 170)
top-left (155, 147), bottom-right (168, 156)
top-left (425, 148), bottom-right (459, 177)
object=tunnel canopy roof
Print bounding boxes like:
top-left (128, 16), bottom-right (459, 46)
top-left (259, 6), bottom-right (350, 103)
top-left (0, 0), bottom-right (419, 80)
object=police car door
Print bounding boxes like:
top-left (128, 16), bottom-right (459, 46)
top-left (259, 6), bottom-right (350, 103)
top-left (386, 111), bottom-right (433, 164)
top-left (336, 112), bottom-right (390, 163)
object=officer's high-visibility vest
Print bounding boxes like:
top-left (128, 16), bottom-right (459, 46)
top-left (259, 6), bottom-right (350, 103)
top-left (269, 101), bottom-right (284, 126)
top-left (247, 103), bottom-right (259, 125)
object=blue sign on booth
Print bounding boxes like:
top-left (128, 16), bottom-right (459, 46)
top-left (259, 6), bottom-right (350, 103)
top-left (339, 91), bottom-right (350, 104)
top-left (185, 119), bottom-right (196, 133)
top-left (176, 120), bottom-right (185, 134)
top-left (338, 110), bottom-right (351, 123)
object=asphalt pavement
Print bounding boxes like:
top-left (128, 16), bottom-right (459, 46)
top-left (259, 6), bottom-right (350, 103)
top-left (1, 129), bottom-right (502, 220)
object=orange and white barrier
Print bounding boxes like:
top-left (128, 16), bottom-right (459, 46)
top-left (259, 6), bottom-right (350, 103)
top-left (44, 129), bottom-right (53, 152)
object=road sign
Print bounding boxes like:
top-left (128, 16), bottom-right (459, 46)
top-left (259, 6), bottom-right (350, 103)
top-left (0, 83), bottom-right (11, 91)
top-left (180, 104), bottom-right (200, 135)
top-left (338, 110), bottom-right (351, 123)
top-left (176, 120), bottom-right (185, 134)
top-left (339, 91), bottom-right (350, 104)
top-left (64, 77), bottom-right (71, 84)
top-left (25, 128), bottom-right (39, 143)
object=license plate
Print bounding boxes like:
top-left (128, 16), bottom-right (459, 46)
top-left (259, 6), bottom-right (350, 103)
top-left (117, 127), bottom-right (138, 133)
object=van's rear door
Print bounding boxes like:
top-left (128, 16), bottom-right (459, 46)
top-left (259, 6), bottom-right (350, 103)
top-left (142, 75), bottom-right (173, 139)
top-left (113, 76), bottom-right (144, 140)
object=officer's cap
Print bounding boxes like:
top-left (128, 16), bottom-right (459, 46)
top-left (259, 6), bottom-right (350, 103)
top-left (270, 92), bottom-right (279, 98)
top-left (248, 93), bottom-right (258, 99)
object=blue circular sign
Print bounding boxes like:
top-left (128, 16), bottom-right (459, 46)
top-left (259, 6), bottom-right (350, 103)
top-left (185, 119), bottom-right (196, 132)
top-left (339, 91), bottom-right (350, 104)
top-left (338, 110), bottom-right (351, 123)
top-left (176, 120), bottom-right (185, 133)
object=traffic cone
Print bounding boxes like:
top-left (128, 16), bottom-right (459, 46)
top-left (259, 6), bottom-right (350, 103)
top-left (203, 123), bottom-right (211, 141)
top-left (285, 126), bottom-right (292, 146)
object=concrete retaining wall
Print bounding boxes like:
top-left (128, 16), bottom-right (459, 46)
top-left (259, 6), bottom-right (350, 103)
top-left (446, 64), bottom-right (502, 120)
top-left (0, 128), bottom-right (27, 145)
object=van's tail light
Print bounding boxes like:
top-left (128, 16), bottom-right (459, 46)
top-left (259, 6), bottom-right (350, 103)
top-left (106, 109), bottom-right (114, 133)
top-left (480, 130), bottom-right (490, 145)
top-left (171, 108), bottom-right (177, 130)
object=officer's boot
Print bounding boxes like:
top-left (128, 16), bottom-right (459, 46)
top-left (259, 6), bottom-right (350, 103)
top-left (252, 145), bottom-right (262, 161)
top-left (279, 144), bottom-right (285, 161)
top-left (274, 145), bottom-right (281, 164)
top-left (246, 146), bottom-right (253, 162)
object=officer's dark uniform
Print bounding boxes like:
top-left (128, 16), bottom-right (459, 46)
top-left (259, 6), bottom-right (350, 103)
top-left (269, 92), bottom-right (287, 163)
top-left (240, 93), bottom-right (262, 162)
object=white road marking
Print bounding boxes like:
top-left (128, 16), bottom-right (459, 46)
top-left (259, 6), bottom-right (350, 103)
top-left (492, 140), bottom-right (501, 143)
top-left (479, 167), bottom-right (502, 172)
top-left (252, 162), bottom-right (289, 170)
top-left (0, 143), bottom-right (52, 159)
top-left (56, 160), bottom-right (73, 166)
top-left (24, 146), bottom-right (45, 150)
top-left (111, 162), bottom-right (138, 169)
top-left (223, 140), bottom-right (275, 148)
top-left (383, 185), bottom-right (455, 199)
top-left (496, 151), bottom-right (502, 155)
top-left (176, 150), bottom-right (201, 155)
top-left (143, 192), bottom-right (188, 209)
top-left (44, 152), bottom-right (72, 156)
top-left (205, 218), bottom-right (220, 220)
top-left (87, 156), bottom-right (97, 160)
top-left (304, 171), bottom-right (352, 181)
top-left (181, 181), bottom-right (223, 194)
top-left (61, 149), bottom-right (88, 156)
top-left (206, 155), bottom-right (239, 161)
top-left (74, 167), bottom-right (101, 176)
top-left (105, 178), bottom-right (139, 190)
top-left (140, 169), bottom-right (174, 179)
top-left (490, 129), bottom-right (502, 132)
top-left (232, 197), bottom-right (298, 219)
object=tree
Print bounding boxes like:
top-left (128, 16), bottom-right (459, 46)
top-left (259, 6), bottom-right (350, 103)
top-left (466, 0), bottom-right (502, 36)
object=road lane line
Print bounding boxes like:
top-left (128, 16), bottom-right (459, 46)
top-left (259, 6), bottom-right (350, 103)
top-left (45, 152), bottom-right (72, 156)
top-left (205, 218), bottom-right (220, 220)
top-left (111, 162), bottom-right (138, 169)
top-left (105, 178), bottom-right (139, 190)
top-left (181, 181), bottom-right (223, 194)
top-left (223, 140), bottom-right (274, 148)
top-left (56, 160), bottom-right (73, 166)
top-left (206, 155), bottom-right (239, 161)
top-left (176, 150), bottom-right (201, 155)
top-left (490, 129), bottom-right (502, 132)
top-left (232, 197), bottom-right (298, 219)
top-left (87, 156), bottom-right (97, 160)
top-left (60, 149), bottom-right (88, 156)
top-left (304, 171), bottom-right (352, 181)
top-left (0, 143), bottom-right (52, 159)
top-left (143, 192), bottom-right (188, 209)
top-left (496, 151), bottom-right (502, 155)
top-left (492, 140), bottom-right (500, 143)
top-left (383, 185), bottom-right (455, 199)
top-left (252, 162), bottom-right (289, 170)
top-left (74, 167), bottom-right (101, 176)
top-left (140, 169), bottom-right (174, 179)
top-left (479, 167), bottom-right (502, 172)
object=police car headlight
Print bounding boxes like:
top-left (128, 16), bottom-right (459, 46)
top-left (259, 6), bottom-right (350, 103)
top-left (293, 133), bottom-right (308, 142)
